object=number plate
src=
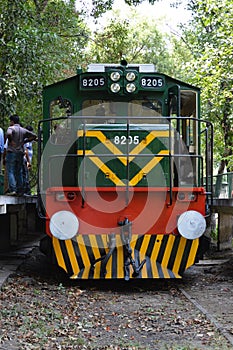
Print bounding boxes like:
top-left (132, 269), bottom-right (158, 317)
top-left (113, 135), bottom-right (140, 145)
top-left (80, 76), bottom-right (106, 89)
top-left (140, 76), bottom-right (164, 88)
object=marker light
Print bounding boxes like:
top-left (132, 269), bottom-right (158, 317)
top-left (50, 210), bottom-right (79, 240)
top-left (126, 83), bottom-right (136, 93)
top-left (126, 72), bottom-right (136, 81)
top-left (110, 71), bottom-right (121, 81)
top-left (110, 83), bottom-right (121, 93)
top-left (177, 210), bottom-right (206, 240)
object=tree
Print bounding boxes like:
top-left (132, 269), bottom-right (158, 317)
top-left (84, 9), bottom-right (177, 76)
top-left (90, 0), bottom-right (160, 18)
top-left (0, 0), bottom-right (89, 129)
top-left (180, 0), bottom-right (233, 172)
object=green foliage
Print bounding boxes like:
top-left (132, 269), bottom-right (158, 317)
top-left (84, 9), bottom-right (176, 75)
top-left (180, 0), bottom-right (233, 171)
top-left (0, 0), bottom-right (89, 128)
top-left (90, 0), bottom-right (159, 18)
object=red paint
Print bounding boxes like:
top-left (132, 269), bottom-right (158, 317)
top-left (46, 187), bottom-right (206, 236)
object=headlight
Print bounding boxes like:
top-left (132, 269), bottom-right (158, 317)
top-left (49, 210), bottom-right (79, 240)
top-left (110, 83), bottom-right (121, 93)
top-left (126, 83), bottom-right (136, 93)
top-left (110, 71), bottom-right (121, 81)
top-left (177, 210), bottom-right (206, 240)
top-left (126, 72), bottom-right (136, 81)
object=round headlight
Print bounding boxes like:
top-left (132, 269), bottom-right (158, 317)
top-left (126, 83), bottom-right (136, 93)
top-left (110, 83), bottom-right (121, 93)
top-left (177, 210), bottom-right (206, 240)
top-left (110, 71), bottom-right (121, 81)
top-left (126, 72), bottom-right (136, 82)
top-left (50, 210), bottom-right (79, 240)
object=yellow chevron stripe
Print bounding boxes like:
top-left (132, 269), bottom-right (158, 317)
top-left (77, 150), bottom-right (125, 186)
top-left (138, 234), bottom-right (151, 255)
top-left (77, 129), bottom-right (169, 166)
top-left (77, 148), bottom-right (169, 187)
top-left (65, 240), bottom-right (79, 273)
top-left (186, 239), bottom-right (199, 268)
top-left (129, 150), bottom-right (169, 186)
top-left (117, 243), bottom-right (124, 278)
top-left (161, 235), bottom-right (175, 268)
top-left (172, 237), bottom-right (188, 274)
top-left (89, 235), bottom-right (102, 260)
top-left (150, 235), bottom-right (163, 261)
top-left (52, 237), bottom-right (67, 273)
top-left (105, 256), bottom-right (112, 279)
top-left (161, 265), bottom-right (171, 278)
top-left (151, 260), bottom-right (159, 278)
top-left (119, 130), bottom-right (169, 165)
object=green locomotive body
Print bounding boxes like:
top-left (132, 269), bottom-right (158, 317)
top-left (38, 62), bottom-right (213, 279)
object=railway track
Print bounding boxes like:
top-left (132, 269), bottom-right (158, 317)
top-left (179, 287), bottom-right (233, 347)
top-left (179, 256), bottom-right (233, 348)
top-left (0, 247), bottom-right (233, 349)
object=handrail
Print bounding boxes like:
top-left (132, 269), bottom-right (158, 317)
top-left (38, 115), bottom-right (213, 213)
top-left (212, 172), bottom-right (233, 199)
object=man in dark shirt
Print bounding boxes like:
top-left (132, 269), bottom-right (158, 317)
top-left (5, 115), bottom-right (37, 196)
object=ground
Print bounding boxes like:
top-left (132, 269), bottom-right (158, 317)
top-left (0, 247), bottom-right (233, 350)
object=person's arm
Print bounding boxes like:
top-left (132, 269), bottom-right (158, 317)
top-left (24, 131), bottom-right (37, 143)
top-left (24, 148), bottom-right (31, 169)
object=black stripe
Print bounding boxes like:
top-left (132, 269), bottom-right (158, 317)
top-left (145, 235), bottom-right (157, 258)
top-left (134, 249), bottom-right (141, 278)
top-left (111, 247), bottom-right (117, 278)
top-left (156, 262), bottom-right (164, 278)
top-left (71, 239), bottom-right (85, 272)
top-left (146, 256), bottom-right (153, 278)
top-left (178, 239), bottom-right (193, 275)
top-left (156, 235), bottom-right (169, 263)
top-left (134, 235), bottom-right (144, 251)
top-left (80, 235), bottom-right (95, 279)
top-left (95, 235), bottom-right (107, 257)
top-left (59, 240), bottom-right (73, 276)
top-left (168, 269), bottom-right (176, 278)
top-left (167, 235), bottom-right (180, 270)
top-left (82, 235), bottom-right (95, 263)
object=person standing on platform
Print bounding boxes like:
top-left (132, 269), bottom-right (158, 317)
top-left (0, 127), bottom-right (4, 174)
top-left (5, 115), bottom-right (37, 196)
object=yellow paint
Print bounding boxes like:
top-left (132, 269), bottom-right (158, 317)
top-left (150, 235), bottom-right (163, 261)
top-left (172, 237), bottom-right (187, 274)
top-left (52, 237), bottom-right (68, 273)
top-left (65, 239), bottom-right (79, 274)
top-left (53, 233), bottom-right (198, 279)
top-left (129, 150), bottom-right (169, 186)
top-left (186, 239), bottom-right (199, 268)
top-left (117, 245), bottom-right (124, 279)
top-left (77, 130), bottom-right (169, 166)
top-left (161, 235), bottom-right (175, 268)
top-left (104, 256), bottom-right (112, 279)
top-left (77, 149), bottom-right (125, 186)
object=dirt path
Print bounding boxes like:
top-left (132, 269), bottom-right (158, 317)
top-left (0, 247), bottom-right (232, 350)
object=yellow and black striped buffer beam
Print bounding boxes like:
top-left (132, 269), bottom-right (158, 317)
top-left (52, 234), bottom-right (199, 279)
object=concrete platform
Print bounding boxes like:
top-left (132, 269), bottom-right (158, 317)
top-left (0, 194), bottom-right (37, 214)
top-left (0, 195), bottom-right (44, 252)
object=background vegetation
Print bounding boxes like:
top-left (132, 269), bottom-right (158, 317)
top-left (0, 0), bottom-right (232, 172)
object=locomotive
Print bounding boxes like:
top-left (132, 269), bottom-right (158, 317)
top-left (38, 61), bottom-right (213, 280)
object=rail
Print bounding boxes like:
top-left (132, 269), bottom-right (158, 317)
top-left (37, 115), bottom-right (213, 216)
top-left (212, 172), bottom-right (233, 199)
